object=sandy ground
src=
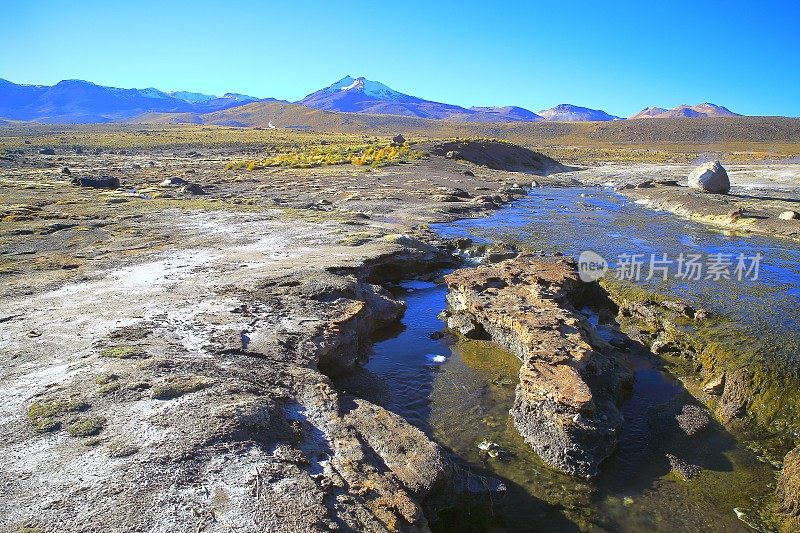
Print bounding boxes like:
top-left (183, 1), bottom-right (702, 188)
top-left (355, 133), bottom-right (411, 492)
top-left (0, 144), bottom-right (564, 532)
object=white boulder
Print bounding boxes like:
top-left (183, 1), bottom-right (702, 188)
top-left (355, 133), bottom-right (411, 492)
top-left (688, 161), bottom-right (730, 194)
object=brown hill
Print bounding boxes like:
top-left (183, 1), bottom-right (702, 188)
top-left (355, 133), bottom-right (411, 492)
top-left (630, 103), bottom-right (740, 119)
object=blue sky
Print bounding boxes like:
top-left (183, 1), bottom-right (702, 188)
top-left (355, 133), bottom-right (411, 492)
top-left (1, 0), bottom-right (798, 117)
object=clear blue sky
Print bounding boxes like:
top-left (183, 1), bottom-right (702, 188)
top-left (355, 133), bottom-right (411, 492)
top-left (2, 0), bottom-right (798, 117)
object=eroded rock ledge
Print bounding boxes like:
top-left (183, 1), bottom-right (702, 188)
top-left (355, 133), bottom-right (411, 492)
top-left (441, 255), bottom-right (632, 478)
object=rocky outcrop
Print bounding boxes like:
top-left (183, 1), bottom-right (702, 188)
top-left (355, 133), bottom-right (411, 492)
top-left (430, 140), bottom-right (569, 175)
top-left (687, 160), bottom-right (730, 194)
top-left (779, 445), bottom-right (800, 519)
top-left (441, 255), bottom-right (632, 478)
top-left (71, 175), bottom-right (120, 188)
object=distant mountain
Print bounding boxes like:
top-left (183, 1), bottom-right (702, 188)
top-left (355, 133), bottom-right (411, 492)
top-left (0, 75), bottom-right (753, 126)
top-left (630, 103), bottom-right (740, 119)
top-left (537, 104), bottom-right (621, 122)
top-left (167, 90), bottom-right (217, 103)
top-left (298, 75), bottom-right (542, 122)
top-left (469, 106), bottom-right (543, 122)
top-left (0, 78), bottom-right (266, 123)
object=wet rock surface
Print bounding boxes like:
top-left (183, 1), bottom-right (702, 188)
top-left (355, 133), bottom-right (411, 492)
top-left (442, 255), bottom-right (633, 478)
top-left (779, 446), bottom-right (800, 519)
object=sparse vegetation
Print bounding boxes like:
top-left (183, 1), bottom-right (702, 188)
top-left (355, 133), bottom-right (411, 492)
top-left (225, 139), bottom-right (422, 170)
top-left (67, 416), bottom-right (106, 437)
top-left (100, 346), bottom-right (143, 359)
top-left (27, 398), bottom-right (89, 432)
top-left (151, 376), bottom-right (209, 400)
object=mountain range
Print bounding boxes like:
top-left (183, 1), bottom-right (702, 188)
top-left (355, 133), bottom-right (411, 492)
top-left (298, 76), bottom-right (544, 122)
top-left (629, 103), bottom-right (740, 119)
top-left (0, 79), bottom-right (269, 123)
top-left (0, 75), bottom-right (746, 125)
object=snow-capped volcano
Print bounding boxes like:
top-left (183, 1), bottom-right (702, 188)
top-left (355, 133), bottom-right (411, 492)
top-left (298, 75), bottom-right (542, 121)
top-left (326, 75), bottom-right (405, 101)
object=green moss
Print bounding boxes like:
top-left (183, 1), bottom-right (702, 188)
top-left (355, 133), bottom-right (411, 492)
top-left (151, 376), bottom-right (209, 400)
top-left (98, 382), bottom-right (121, 395)
top-left (94, 373), bottom-right (120, 385)
top-left (67, 416), bottom-right (106, 437)
top-left (95, 372), bottom-right (123, 394)
top-left (338, 231), bottom-right (384, 246)
top-left (99, 346), bottom-right (142, 359)
top-left (27, 398), bottom-right (89, 432)
top-left (602, 278), bottom-right (800, 460)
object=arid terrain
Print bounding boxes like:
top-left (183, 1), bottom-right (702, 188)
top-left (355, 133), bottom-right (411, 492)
top-left (2, 125), bottom-right (800, 532)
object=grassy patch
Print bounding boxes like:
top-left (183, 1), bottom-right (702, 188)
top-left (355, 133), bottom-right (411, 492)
top-left (226, 140), bottom-right (422, 170)
top-left (99, 346), bottom-right (143, 359)
top-left (151, 376), bottom-right (209, 400)
top-left (27, 398), bottom-right (89, 432)
top-left (338, 230), bottom-right (386, 246)
top-left (67, 416), bottom-right (106, 437)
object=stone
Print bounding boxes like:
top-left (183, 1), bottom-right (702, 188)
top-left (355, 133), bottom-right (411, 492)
top-left (694, 308), bottom-right (710, 321)
top-left (666, 453), bottom-right (701, 480)
top-left (779, 210), bottom-right (800, 221)
top-left (392, 134), bottom-right (406, 145)
top-left (778, 446), bottom-right (800, 517)
top-left (661, 299), bottom-right (695, 318)
top-left (687, 160), bottom-right (731, 194)
top-left (61, 167), bottom-right (71, 175)
top-left (675, 404), bottom-right (710, 435)
top-left (445, 150), bottom-right (460, 159)
top-left (71, 176), bottom-right (120, 189)
top-left (38, 148), bottom-right (55, 155)
top-left (180, 183), bottom-right (206, 195)
top-left (702, 373), bottom-right (725, 395)
top-left (463, 170), bottom-right (475, 177)
top-left (443, 255), bottom-right (633, 478)
top-left (160, 177), bottom-right (188, 187)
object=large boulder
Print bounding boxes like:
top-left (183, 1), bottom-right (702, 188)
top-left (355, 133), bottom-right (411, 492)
top-left (687, 160), bottom-right (730, 194)
top-left (71, 176), bottom-right (120, 189)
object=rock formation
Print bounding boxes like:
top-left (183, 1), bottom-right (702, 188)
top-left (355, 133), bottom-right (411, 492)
top-left (779, 445), bottom-right (800, 519)
top-left (687, 160), bottom-right (731, 194)
top-left (441, 255), bottom-right (632, 478)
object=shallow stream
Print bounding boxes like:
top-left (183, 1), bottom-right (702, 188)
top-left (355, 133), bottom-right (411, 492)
top-left (338, 186), bottom-right (800, 531)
